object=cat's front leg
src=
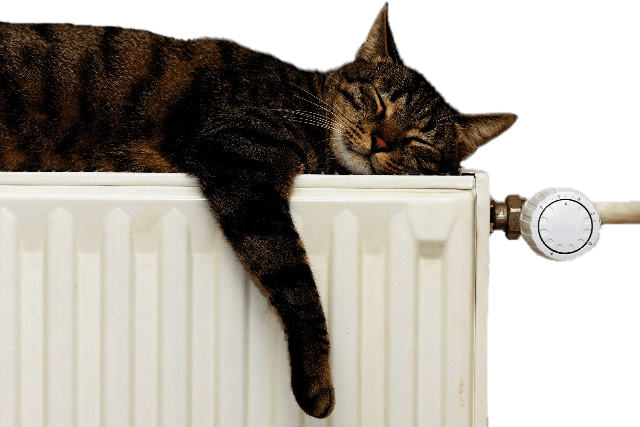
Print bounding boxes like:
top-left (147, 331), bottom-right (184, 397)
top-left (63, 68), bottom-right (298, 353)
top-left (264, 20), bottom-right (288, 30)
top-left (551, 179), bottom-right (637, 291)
top-left (197, 169), bottom-right (335, 419)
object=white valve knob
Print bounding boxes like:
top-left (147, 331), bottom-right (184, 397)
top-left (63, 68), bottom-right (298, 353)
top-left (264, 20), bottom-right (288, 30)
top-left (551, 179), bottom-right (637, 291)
top-left (520, 188), bottom-right (600, 261)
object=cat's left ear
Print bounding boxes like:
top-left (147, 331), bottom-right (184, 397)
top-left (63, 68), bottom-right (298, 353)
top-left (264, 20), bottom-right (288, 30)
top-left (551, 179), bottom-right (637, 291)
top-left (456, 113), bottom-right (517, 160)
top-left (356, 3), bottom-right (403, 64)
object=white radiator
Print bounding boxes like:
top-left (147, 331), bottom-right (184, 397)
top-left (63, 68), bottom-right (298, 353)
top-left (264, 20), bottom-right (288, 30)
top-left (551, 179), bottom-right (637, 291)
top-left (0, 171), bottom-right (489, 427)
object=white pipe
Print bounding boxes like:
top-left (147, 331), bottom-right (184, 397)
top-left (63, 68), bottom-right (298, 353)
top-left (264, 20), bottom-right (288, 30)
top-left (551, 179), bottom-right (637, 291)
top-left (595, 202), bottom-right (640, 224)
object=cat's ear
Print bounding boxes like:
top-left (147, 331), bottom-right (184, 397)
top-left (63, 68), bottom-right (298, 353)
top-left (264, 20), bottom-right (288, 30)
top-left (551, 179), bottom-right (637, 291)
top-left (356, 3), bottom-right (403, 64)
top-left (456, 113), bottom-right (517, 159)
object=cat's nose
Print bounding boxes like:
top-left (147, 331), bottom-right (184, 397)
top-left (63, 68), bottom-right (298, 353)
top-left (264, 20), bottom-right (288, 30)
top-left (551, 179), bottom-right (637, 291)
top-left (371, 135), bottom-right (388, 153)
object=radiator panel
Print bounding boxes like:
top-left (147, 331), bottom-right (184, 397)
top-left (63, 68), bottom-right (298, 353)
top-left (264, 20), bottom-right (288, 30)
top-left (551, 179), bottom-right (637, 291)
top-left (0, 173), bottom-right (488, 427)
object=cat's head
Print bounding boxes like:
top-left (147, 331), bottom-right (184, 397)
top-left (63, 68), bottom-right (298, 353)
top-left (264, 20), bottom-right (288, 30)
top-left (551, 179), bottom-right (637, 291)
top-left (324, 4), bottom-right (516, 175)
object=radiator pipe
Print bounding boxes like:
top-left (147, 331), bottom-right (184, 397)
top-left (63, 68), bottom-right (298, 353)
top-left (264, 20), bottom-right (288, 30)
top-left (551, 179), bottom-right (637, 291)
top-left (594, 202), bottom-right (640, 224)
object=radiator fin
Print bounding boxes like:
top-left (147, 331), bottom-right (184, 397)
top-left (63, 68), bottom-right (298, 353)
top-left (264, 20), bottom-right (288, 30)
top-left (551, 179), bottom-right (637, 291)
top-left (329, 209), bottom-right (361, 426)
top-left (103, 208), bottom-right (132, 426)
top-left (45, 208), bottom-right (75, 427)
top-left (0, 208), bottom-right (18, 427)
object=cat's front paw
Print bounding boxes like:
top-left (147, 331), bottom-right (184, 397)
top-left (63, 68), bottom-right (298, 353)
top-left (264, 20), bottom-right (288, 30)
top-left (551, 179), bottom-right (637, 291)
top-left (286, 321), bottom-right (335, 417)
top-left (291, 369), bottom-right (335, 418)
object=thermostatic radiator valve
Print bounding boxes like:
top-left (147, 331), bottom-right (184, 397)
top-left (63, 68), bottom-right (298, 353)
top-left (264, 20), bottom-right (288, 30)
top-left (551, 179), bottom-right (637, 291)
top-left (491, 189), bottom-right (640, 261)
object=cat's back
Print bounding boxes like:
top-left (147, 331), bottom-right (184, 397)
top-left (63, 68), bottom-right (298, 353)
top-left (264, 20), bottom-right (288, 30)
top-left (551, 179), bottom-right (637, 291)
top-left (0, 21), bottom-right (290, 103)
top-left (0, 22), bottom-right (216, 172)
top-left (0, 22), bottom-right (206, 92)
top-left (0, 22), bottom-right (315, 173)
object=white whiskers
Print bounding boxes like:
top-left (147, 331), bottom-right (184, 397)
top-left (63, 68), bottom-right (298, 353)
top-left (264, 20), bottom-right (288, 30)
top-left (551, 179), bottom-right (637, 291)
top-left (287, 81), bottom-right (357, 129)
top-left (272, 108), bottom-right (345, 133)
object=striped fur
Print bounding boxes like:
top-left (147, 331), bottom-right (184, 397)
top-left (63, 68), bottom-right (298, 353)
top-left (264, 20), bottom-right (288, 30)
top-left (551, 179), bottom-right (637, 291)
top-left (0, 5), bottom-right (515, 418)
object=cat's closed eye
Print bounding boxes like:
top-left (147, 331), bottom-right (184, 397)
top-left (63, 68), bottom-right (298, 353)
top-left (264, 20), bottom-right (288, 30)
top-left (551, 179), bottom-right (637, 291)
top-left (336, 86), bottom-right (360, 111)
top-left (404, 137), bottom-right (432, 147)
top-left (370, 87), bottom-right (385, 119)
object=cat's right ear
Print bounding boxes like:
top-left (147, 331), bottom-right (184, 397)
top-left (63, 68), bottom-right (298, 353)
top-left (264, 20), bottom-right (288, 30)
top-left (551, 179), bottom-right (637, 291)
top-left (356, 3), bottom-right (403, 64)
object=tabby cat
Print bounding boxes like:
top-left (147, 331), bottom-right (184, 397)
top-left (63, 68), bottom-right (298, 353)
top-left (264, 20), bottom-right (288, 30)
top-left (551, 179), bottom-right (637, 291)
top-left (0, 5), bottom-right (515, 418)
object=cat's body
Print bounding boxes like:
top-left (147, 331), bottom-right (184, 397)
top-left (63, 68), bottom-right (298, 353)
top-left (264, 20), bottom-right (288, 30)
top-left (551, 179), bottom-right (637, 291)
top-left (0, 23), bottom-right (327, 174)
top-left (0, 5), bottom-right (515, 418)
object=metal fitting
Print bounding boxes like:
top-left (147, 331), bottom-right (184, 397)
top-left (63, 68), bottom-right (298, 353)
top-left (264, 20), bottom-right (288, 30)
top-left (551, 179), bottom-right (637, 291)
top-left (491, 195), bottom-right (526, 240)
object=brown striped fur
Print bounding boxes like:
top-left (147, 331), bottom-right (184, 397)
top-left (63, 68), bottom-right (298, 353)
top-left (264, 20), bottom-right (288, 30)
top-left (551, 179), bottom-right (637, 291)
top-left (0, 5), bottom-right (515, 418)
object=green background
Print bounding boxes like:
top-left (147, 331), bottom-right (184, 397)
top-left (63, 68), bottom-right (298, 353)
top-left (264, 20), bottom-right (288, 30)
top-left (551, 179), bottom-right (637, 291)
top-left (0, 0), bottom-right (640, 427)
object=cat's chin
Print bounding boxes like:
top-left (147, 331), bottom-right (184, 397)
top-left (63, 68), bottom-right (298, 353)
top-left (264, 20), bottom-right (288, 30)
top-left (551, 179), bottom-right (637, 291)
top-left (335, 150), bottom-right (375, 175)
top-left (330, 135), bottom-right (376, 174)
top-left (346, 155), bottom-right (375, 174)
